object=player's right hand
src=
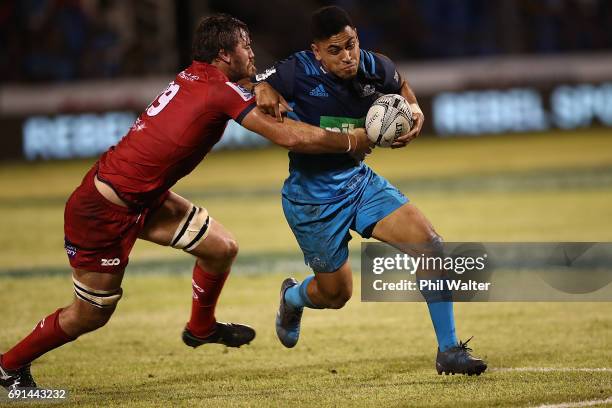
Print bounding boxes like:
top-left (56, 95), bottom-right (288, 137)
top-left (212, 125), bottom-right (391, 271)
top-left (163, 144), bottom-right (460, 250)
top-left (350, 128), bottom-right (374, 161)
top-left (253, 82), bottom-right (292, 122)
top-left (391, 104), bottom-right (425, 149)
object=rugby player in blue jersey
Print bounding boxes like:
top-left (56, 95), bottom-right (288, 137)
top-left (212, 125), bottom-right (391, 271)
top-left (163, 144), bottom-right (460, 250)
top-left (253, 6), bottom-right (486, 375)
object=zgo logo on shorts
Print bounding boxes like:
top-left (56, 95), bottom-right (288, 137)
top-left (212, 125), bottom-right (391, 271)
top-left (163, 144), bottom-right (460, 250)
top-left (101, 258), bottom-right (121, 266)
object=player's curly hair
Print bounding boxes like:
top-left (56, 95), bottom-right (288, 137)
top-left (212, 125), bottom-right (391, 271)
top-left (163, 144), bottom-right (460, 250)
top-left (311, 6), bottom-right (354, 41)
top-left (192, 14), bottom-right (250, 63)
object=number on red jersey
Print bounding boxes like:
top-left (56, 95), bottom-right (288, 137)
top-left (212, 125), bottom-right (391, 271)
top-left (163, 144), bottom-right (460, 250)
top-left (146, 82), bottom-right (180, 116)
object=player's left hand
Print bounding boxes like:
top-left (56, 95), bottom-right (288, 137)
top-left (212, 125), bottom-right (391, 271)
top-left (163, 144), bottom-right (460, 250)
top-left (391, 107), bottom-right (424, 149)
top-left (350, 128), bottom-right (375, 162)
top-left (253, 82), bottom-right (292, 122)
top-left (349, 145), bottom-right (374, 163)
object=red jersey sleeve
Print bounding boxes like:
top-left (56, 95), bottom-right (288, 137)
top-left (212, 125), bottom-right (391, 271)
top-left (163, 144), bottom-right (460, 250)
top-left (208, 81), bottom-right (257, 124)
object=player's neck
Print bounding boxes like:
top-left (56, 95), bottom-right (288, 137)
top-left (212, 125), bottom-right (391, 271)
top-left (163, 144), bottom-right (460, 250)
top-left (210, 60), bottom-right (235, 81)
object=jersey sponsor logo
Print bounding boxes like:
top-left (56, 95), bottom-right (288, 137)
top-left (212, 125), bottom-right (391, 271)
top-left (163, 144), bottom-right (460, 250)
top-left (225, 82), bottom-right (254, 101)
top-left (255, 67), bottom-right (276, 81)
top-left (319, 116), bottom-right (365, 134)
top-left (178, 70), bottom-right (199, 81)
top-left (101, 258), bottom-right (121, 266)
top-left (309, 84), bottom-right (328, 97)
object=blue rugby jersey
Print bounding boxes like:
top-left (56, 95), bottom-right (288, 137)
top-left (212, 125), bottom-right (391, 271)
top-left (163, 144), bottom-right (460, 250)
top-left (257, 49), bottom-right (402, 204)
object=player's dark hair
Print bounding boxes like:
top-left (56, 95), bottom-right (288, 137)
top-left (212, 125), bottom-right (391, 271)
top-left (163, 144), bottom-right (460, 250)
top-left (311, 6), bottom-right (354, 41)
top-left (192, 14), bottom-right (250, 63)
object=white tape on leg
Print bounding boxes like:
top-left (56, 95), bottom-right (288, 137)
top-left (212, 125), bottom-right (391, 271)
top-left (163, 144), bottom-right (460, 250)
top-left (170, 205), bottom-right (211, 251)
top-left (73, 276), bottom-right (122, 308)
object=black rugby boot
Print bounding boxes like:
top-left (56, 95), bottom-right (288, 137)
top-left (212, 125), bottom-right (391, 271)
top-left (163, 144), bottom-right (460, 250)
top-left (0, 357), bottom-right (37, 391)
top-left (436, 337), bottom-right (487, 376)
top-left (182, 322), bottom-right (255, 348)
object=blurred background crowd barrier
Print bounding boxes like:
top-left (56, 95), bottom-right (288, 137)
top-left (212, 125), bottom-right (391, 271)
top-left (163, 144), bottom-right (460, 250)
top-left (1, 0), bottom-right (611, 161)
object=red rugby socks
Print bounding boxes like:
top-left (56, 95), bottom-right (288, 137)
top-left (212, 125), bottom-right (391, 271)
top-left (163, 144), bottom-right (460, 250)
top-left (1, 308), bottom-right (75, 370)
top-left (187, 263), bottom-right (229, 338)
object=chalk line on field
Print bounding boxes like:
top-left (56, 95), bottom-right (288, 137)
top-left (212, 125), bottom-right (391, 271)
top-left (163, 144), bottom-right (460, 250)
top-left (532, 397), bottom-right (612, 408)
top-left (493, 367), bottom-right (612, 373)
top-left (498, 369), bottom-right (611, 408)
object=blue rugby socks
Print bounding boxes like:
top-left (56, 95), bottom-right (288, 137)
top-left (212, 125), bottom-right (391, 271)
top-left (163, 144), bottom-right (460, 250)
top-left (284, 275), bottom-right (319, 309)
top-left (285, 275), bottom-right (458, 351)
top-left (419, 277), bottom-right (458, 351)
top-left (427, 301), bottom-right (458, 352)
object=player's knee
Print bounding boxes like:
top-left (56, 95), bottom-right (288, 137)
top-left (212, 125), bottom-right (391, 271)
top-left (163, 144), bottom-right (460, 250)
top-left (320, 285), bottom-right (352, 309)
top-left (223, 237), bottom-right (239, 260)
top-left (328, 291), bottom-right (351, 309)
top-left (212, 236), bottom-right (239, 263)
top-left (196, 236), bottom-right (238, 271)
top-left (69, 276), bottom-right (122, 334)
top-left (78, 308), bottom-right (114, 332)
top-left (63, 303), bottom-right (115, 335)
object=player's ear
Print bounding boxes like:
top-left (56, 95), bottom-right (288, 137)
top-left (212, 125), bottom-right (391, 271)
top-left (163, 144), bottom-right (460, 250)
top-left (217, 49), bottom-right (231, 65)
top-left (311, 43), bottom-right (321, 61)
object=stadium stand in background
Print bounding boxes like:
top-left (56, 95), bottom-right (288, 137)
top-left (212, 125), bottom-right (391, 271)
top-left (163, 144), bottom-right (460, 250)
top-left (2, 0), bottom-right (612, 83)
top-left (1, 0), bottom-right (611, 161)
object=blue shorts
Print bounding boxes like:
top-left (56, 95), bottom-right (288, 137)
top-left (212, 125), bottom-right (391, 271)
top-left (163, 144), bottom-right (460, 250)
top-left (282, 172), bottom-right (408, 273)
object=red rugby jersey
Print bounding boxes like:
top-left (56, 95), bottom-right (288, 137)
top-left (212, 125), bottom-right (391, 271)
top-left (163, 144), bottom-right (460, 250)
top-left (97, 61), bottom-right (256, 207)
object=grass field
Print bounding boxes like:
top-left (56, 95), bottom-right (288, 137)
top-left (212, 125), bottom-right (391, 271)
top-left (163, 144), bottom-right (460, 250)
top-left (1, 129), bottom-right (611, 407)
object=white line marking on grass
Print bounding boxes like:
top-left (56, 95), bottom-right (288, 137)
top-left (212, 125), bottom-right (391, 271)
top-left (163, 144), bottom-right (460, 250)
top-left (532, 397), bottom-right (612, 408)
top-left (493, 367), bottom-right (612, 373)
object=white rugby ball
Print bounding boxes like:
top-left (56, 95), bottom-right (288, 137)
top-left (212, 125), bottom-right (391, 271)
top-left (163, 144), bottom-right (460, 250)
top-left (365, 94), bottom-right (413, 147)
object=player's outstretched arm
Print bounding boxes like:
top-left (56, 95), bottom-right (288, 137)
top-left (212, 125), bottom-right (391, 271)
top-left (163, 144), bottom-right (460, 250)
top-left (241, 106), bottom-right (371, 155)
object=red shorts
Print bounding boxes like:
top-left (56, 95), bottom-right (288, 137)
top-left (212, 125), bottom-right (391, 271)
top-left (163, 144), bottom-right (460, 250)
top-left (64, 165), bottom-right (169, 274)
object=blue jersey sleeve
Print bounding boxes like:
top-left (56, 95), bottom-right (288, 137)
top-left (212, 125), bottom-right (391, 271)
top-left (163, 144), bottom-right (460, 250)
top-left (255, 56), bottom-right (297, 101)
top-left (373, 53), bottom-right (402, 94)
top-left (357, 49), bottom-right (402, 95)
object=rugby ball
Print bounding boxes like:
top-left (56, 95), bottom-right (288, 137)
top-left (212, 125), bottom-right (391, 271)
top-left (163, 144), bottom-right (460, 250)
top-left (365, 94), bottom-right (413, 147)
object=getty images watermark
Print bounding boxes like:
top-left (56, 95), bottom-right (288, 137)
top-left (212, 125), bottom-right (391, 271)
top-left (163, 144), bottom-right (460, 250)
top-left (361, 243), bottom-right (612, 302)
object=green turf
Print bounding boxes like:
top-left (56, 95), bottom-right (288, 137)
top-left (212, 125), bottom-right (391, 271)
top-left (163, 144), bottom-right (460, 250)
top-left (1, 128), bottom-right (611, 407)
top-left (2, 129), bottom-right (612, 270)
top-left (0, 275), bottom-right (610, 407)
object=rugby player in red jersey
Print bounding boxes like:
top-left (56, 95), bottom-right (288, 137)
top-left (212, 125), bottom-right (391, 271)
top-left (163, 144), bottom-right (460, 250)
top-left (0, 14), bottom-right (372, 390)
